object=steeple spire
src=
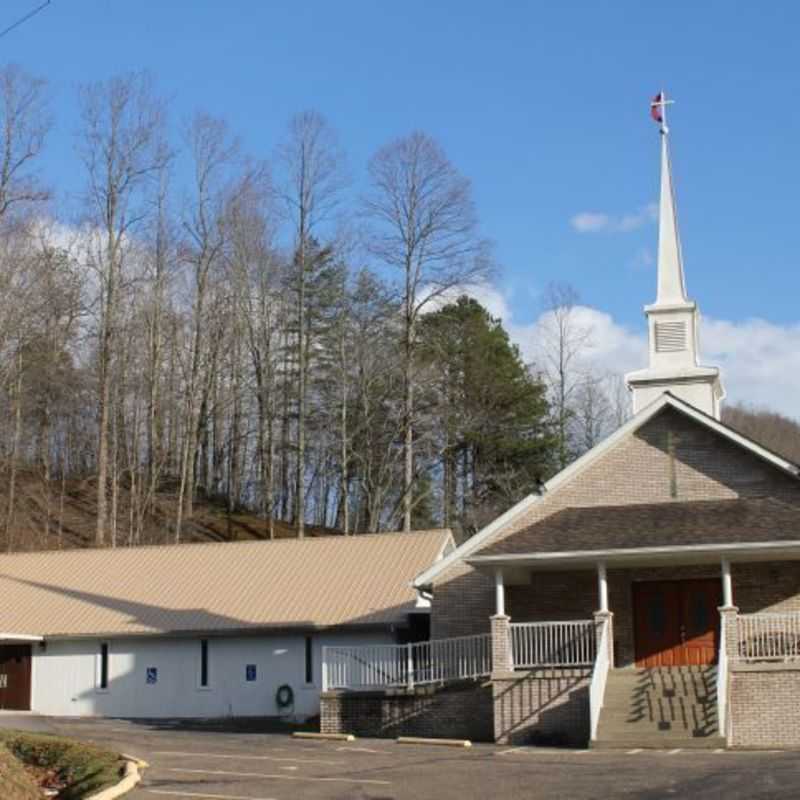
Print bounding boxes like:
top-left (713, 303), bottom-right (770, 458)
top-left (655, 114), bottom-right (688, 305)
top-left (626, 92), bottom-right (725, 419)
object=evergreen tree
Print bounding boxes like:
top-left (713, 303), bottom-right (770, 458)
top-left (419, 296), bottom-right (555, 540)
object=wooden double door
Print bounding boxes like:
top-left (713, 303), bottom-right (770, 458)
top-left (633, 579), bottom-right (721, 667)
top-left (0, 645), bottom-right (32, 710)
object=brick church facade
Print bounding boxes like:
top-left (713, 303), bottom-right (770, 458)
top-left (322, 97), bottom-right (800, 749)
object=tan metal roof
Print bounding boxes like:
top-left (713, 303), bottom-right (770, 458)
top-left (0, 530), bottom-right (451, 638)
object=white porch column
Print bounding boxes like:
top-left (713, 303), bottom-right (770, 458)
top-left (721, 558), bottom-right (733, 607)
top-left (494, 568), bottom-right (506, 617)
top-left (597, 561), bottom-right (609, 613)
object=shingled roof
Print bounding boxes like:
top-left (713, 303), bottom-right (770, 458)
top-left (0, 529), bottom-right (452, 638)
top-left (475, 498), bottom-right (800, 557)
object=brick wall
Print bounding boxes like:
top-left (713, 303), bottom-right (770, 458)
top-left (431, 407), bottom-right (800, 640)
top-left (492, 668), bottom-right (591, 746)
top-left (730, 666), bottom-right (800, 748)
top-left (320, 680), bottom-right (494, 742)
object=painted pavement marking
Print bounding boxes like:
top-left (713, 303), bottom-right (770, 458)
top-left (495, 747), bottom-right (590, 757)
top-left (153, 750), bottom-right (342, 766)
top-left (166, 767), bottom-right (392, 786)
top-left (627, 749), bottom-right (643, 755)
top-left (335, 745), bottom-right (385, 754)
top-left (667, 749), bottom-right (682, 755)
top-left (147, 792), bottom-right (279, 800)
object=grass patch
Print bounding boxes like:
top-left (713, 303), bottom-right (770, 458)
top-left (0, 745), bottom-right (41, 800)
top-left (0, 731), bottom-right (123, 799)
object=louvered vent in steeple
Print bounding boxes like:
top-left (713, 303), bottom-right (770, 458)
top-left (655, 321), bottom-right (687, 353)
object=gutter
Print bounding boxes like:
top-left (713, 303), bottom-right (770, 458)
top-left (468, 539), bottom-right (800, 567)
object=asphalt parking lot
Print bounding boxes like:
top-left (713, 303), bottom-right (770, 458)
top-left (22, 717), bottom-right (800, 799)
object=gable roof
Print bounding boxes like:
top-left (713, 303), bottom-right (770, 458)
top-left (413, 393), bottom-right (800, 588)
top-left (0, 529), bottom-right (453, 638)
top-left (474, 497), bottom-right (800, 557)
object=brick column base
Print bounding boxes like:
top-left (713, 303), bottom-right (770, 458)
top-left (491, 614), bottom-right (512, 673)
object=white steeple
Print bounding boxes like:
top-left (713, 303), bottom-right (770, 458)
top-left (626, 92), bottom-right (725, 419)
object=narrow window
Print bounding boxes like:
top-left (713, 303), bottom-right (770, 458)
top-left (99, 643), bottom-right (109, 690)
top-left (200, 639), bottom-right (209, 688)
top-left (305, 636), bottom-right (313, 685)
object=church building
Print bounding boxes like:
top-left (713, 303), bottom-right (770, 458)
top-left (322, 95), bottom-right (800, 750)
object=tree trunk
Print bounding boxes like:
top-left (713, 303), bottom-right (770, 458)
top-left (4, 351), bottom-right (23, 552)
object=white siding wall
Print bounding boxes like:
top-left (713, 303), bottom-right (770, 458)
top-left (31, 630), bottom-right (393, 718)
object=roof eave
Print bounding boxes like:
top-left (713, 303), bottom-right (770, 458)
top-left (468, 540), bottom-right (800, 570)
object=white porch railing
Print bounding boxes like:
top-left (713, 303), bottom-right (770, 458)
top-left (717, 616), bottom-right (728, 738)
top-left (322, 633), bottom-right (492, 691)
top-left (736, 612), bottom-right (800, 661)
top-left (511, 620), bottom-right (596, 668)
top-left (589, 616), bottom-right (609, 741)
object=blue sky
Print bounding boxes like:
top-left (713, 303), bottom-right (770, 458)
top-left (4, 0), bottom-right (800, 413)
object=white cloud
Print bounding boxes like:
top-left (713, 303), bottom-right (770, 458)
top-left (570, 203), bottom-right (657, 235)
top-left (450, 283), bottom-right (800, 421)
top-left (630, 247), bottom-right (655, 270)
top-left (570, 212), bottom-right (610, 233)
top-left (702, 317), bottom-right (800, 416)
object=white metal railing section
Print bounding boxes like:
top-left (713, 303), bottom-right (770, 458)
top-left (589, 616), bottom-right (609, 741)
top-left (510, 620), bottom-right (596, 668)
top-left (322, 633), bottom-right (492, 691)
top-left (717, 616), bottom-right (728, 739)
top-left (736, 612), bottom-right (800, 661)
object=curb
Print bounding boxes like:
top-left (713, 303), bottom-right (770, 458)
top-left (85, 754), bottom-right (147, 800)
top-left (397, 736), bottom-right (472, 748)
top-left (293, 732), bottom-right (356, 742)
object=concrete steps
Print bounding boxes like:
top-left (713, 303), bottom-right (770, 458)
top-left (593, 666), bottom-right (723, 750)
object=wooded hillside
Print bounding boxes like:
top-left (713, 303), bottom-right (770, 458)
top-left (721, 404), bottom-right (800, 464)
top-left (0, 66), bottom-right (591, 551)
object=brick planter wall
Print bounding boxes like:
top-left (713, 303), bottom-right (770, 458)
top-left (320, 680), bottom-right (494, 741)
top-left (492, 668), bottom-right (592, 747)
top-left (730, 665), bottom-right (800, 748)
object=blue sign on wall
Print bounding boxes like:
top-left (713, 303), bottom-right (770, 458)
top-left (146, 667), bottom-right (158, 685)
top-left (246, 664), bottom-right (257, 682)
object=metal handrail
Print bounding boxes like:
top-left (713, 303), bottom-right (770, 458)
top-left (511, 620), bottom-right (596, 668)
top-left (589, 617), bottom-right (610, 741)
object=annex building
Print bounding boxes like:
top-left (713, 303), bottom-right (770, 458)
top-left (0, 530), bottom-right (451, 719)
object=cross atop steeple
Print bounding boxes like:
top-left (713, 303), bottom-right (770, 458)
top-left (650, 90), bottom-right (675, 135)
top-left (625, 92), bottom-right (725, 420)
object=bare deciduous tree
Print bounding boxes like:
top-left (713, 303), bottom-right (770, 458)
top-left (0, 65), bottom-right (50, 222)
top-left (276, 111), bottom-right (345, 537)
top-left (538, 282), bottom-right (594, 469)
top-left (363, 131), bottom-right (491, 531)
top-left (78, 72), bottom-right (168, 546)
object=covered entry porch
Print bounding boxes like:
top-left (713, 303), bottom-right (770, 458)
top-left (471, 540), bottom-right (800, 746)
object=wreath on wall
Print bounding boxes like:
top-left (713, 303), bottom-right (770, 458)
top-left (276, 683), bottom-right (294, 710)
